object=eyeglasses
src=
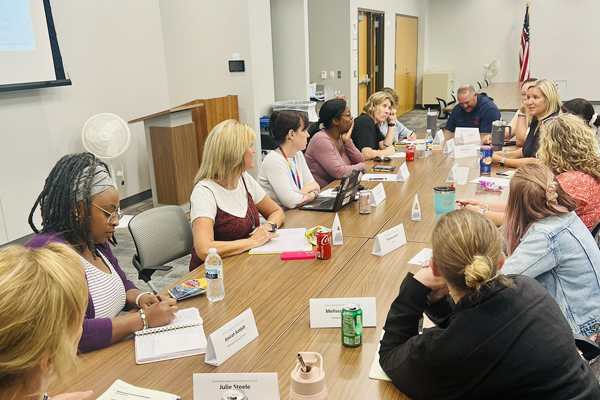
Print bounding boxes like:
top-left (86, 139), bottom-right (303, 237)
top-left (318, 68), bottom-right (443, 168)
top-left (92, 203), bottom-right (123, 224)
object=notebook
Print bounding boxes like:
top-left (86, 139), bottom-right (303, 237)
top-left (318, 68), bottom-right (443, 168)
top-left (97, 379), bottom-right (180, 400)
top-left (134, 307), bottom-right (207, 365)
top-left (300, 168), bottom-right (364, 212)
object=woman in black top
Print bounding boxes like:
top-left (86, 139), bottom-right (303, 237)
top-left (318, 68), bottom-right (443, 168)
top-left (492, 78), bottom-right (561, 168)
top-left (350, 91), bottom-right (396, 160)
top-left (380, 209), bottom-right (599, 400)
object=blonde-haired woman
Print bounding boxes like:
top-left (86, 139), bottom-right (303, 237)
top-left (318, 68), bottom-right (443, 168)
top-left (351, 91), bottom-right (396, 160)
top-left (537, 114), bottom-right (600, 229)
top-left (379, 209), bottom-right (599, 398)
top-left (493, 78), bottom-right (562, 167)
top-left (501, 164), bottom-right (600, 342)
top-left (0, 243), bottom-right (93, 400)
top-left (189, 119), bottom-right (284, 271)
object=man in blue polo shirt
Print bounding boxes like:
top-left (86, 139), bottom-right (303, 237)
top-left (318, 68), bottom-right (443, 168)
top-left (443, 85), bottom-right (501, 142)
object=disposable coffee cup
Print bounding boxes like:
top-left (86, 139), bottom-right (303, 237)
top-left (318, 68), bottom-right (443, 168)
top-left (456, 167), bottom-right (469, 185)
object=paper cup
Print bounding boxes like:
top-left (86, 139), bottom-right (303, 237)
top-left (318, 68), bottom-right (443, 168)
top-left (456, 167), bottom-right (469, 185)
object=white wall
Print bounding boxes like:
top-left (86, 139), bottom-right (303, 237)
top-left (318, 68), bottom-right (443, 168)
top-left (427, 0), bottom-right (600, 100)
top-left (0, 1), bottom-right (170, 242)
top-left (271, 0), bottom-right (310, 101)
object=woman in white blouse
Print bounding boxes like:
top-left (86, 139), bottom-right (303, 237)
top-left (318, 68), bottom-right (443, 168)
top-left (258, 111), bottom-right (320, 210)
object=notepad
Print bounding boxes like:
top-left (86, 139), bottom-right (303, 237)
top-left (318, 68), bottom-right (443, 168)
top-left (248, 228), bottom-right (311, 254)
top-left (134, 307), bottom-right (207, 364)
top-left (97, 379), bottom-right (180, 400)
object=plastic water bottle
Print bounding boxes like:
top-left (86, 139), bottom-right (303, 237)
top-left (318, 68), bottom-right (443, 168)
top-left (205, 248), bottom-right (225, 303)
top-left (426, 129), bottom-right (434, 157)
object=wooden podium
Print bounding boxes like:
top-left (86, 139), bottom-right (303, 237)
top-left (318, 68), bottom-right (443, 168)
top-left (129, 95), bottom-right (239, 208)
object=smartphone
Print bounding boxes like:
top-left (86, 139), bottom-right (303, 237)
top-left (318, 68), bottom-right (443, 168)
top-left (373, 165), bottom-right (396, 172)
top-left (496, 171), bottom-right (509, 176)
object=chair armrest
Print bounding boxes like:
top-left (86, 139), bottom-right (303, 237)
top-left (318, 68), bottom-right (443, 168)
top-left (142, 265), bottom-right (173, 272)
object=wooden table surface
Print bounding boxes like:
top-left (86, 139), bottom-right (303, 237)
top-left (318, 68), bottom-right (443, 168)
top-left (51, 144), bottom-right (515, 399)
top-left (443, 82), bottom-right (522, 112)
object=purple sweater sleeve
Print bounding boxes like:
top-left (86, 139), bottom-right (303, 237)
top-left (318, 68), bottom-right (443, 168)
top-left (26, 232), bottom-right (138, 353)
top-left (312, 136), bottom-right (366, 180)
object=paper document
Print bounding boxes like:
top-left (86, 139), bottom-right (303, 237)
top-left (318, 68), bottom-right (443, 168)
top-left (389, 152), bottom-right (406, 158)
top-left (97, 379), bottom-right (180, 399)
top-left (408, 248), bottom-right (432, 266)
top-left (318, 188), bottom-right (337, 198)
top-left (469, 177), bottom-right (511, 187)
top-left (249, 228), bottom-right (310, 254)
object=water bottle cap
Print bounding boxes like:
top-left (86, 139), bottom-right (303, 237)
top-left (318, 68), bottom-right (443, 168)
top-left (208, 248), bottom-right (217, 254)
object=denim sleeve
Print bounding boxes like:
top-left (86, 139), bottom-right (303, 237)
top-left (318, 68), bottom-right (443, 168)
top-left (502, 231), bottom-right (558, 278)
top-left (396, 120), bottom-right (413, 139)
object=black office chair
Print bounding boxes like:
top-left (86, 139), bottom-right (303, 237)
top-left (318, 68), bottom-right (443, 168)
top-left (436, 97), bottom-right (451, 119)
top-left (591, 222), bottom-right (600, 249)
top-left (449, 90), bottom-right (457, 106)
top-left (128, 206), bottom-right (194, 293)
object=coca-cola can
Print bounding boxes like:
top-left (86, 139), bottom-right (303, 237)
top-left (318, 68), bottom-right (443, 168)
top-left (359, 190), bottom-right (371, 214)
top-left (316, 229), bottom-right (332, 260)
top-left (406, 145), bottom-right (415, 161)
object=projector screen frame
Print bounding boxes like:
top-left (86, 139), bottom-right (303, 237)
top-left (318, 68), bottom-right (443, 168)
top-left (0, 0), bottom-right (72, 93)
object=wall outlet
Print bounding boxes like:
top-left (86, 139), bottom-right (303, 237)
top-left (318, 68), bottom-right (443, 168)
top-left (321, 71), bottom-right (327, 79)
top-left (337, 71), bottom-right (342, 78)
top-left (329, 71), bottom-right (335, 78)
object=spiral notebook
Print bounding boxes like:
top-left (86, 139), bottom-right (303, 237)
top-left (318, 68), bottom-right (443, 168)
top-left (134, 307), bottom-right (207, 365)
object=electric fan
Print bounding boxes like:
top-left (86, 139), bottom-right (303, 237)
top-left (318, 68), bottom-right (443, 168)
top-left (483, 59), bottom-right (500, 81)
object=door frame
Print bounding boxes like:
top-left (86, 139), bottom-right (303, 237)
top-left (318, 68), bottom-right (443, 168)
top-left (394, 13), bottom-right (419, 115)
top-left (357, 8), bottom-right (385, 112)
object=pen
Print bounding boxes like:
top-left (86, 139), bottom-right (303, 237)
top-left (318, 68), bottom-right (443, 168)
top-left (297, 353), bottom-right (308, 372)
top-left (369, 178), bottom-right (385, 181)
top-left (146, 281), bottom-right (163, 302)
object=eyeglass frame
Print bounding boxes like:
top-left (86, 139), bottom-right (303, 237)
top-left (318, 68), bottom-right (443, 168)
top-left (91, 203), bottom-right (124, 224)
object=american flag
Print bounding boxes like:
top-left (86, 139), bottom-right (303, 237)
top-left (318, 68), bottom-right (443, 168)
top-left (519, 3), bottom-right (530, 82)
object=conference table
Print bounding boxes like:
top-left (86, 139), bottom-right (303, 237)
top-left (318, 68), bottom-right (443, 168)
top-left (51, 143), bottom-right (513, 399)
top-left (443, 81), bottom-right (522, 112)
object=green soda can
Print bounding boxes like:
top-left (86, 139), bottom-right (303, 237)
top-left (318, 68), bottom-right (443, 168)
top-left (341, 304), bottom-right (363, 347)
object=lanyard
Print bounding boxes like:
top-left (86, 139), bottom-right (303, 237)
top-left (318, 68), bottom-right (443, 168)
top-left (278, 147), bottom-right (301, 190)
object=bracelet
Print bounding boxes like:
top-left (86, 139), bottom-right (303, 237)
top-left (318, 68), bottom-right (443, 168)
top-left (138, 309), bottom-right (148, 330)
top-left (518, 113), bottom-right (526, 117)
top-left (479, 208), bottom-right (486, 215)
top-left (135, 291), bottom-right (152, 308)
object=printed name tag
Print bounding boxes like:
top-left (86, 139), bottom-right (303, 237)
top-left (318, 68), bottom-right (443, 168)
top-left (205, 308), bottom-right (259, 366)
top-left (309, 297), bottom-right (377, 328)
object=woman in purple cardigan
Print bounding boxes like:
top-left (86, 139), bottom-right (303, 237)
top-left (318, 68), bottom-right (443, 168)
top-left (305, 99), bottom-right (366, 188)
top-left (26, 153), bottom-right (178, 353)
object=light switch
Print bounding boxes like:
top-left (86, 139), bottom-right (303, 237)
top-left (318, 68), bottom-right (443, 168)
top-left (321, 71), bottom-right (327, 79)
top-left (337, 71), bottom-right (342, 78)
top-left (329, 71), bottom-right (335, 78)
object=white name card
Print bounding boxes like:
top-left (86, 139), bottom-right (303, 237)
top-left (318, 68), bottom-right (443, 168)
top-left (435, 129), bottom-right (445, 144)
top-left (205, 308), bottom-right (259, 366)
top-left (372, 223), bottom-right (407, 257)
top-left (396, 162), bottom-right (410, 181)
top-left (309, 297), bottom-right (377, 328)
top-left (370, 183), bottom-right (386, 206)
top-left (443, 138), bottom-right (455, 154)
top-left (452, 144), bottom-right (478, 159)
top-left (332, 213), bottom-right (343, 245)
top-left (455, 127), bottom-right (480, 144)
top-left (193, 373), bottom-right (279, 400)
top-left (446, 163), bottom-right (458, 183)
top-left (411, 194), bottom-right (421, 221)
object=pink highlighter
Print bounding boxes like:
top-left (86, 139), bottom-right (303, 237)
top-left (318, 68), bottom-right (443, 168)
top-left (281, 251), bottom-right (316, 260)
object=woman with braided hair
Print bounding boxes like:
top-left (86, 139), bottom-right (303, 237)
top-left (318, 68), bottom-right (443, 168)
top-left (26, 153), bottom-right (178, 353)
top-left (379, 209), bottom-right (599, 399)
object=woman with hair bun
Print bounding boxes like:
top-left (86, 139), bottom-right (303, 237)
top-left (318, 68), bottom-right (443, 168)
top-left (502, 163), bottom-right (600, 340)
top-left (305, 99), bottom-right (366, 188)
top-left (379, 209), bottom-right (599, 399)
top-left (561, 98), bottom-right (600, 130)
top-left (258, 111), bottom-right (320, 210)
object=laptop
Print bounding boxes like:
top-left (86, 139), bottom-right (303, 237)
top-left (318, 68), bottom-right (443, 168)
top-left (300, 168), bottom-right (364, 212)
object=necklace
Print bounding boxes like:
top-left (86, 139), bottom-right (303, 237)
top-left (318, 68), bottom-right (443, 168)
top-left (278, 146), bottom-right (301, 190)
top-left (229, 176), bottom-right (257, 230)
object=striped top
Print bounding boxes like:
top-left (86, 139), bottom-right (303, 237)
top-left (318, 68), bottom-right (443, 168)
top-left (81, 253), bottom-right (127, 319)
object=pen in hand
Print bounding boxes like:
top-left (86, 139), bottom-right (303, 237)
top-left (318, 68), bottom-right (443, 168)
top-left (146, 281), bottom-right (163, 302)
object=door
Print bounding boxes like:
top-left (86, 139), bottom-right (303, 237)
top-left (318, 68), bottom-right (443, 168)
top-left (358, 10), bottom-right (384, 113)
top-left (395, 15), bottom-right (418, 116)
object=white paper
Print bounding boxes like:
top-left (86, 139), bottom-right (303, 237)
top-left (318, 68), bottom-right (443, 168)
top-left (372, 223), bottom-right (407, 257)
top-left (446, 163), bottom-right (458, 183)
top-left (455, 127), bottom-right (480, 144)
top-left (408, 248), bottom-right (433, 266)
top-left (411, 194), bottom-right (421, 221)
top-left (249, 228), bottom-right (308, 254)
top-left (318, 188), bottom-right (337, 198)
top-left (205, 308), bottom-right (259, 366)
top-left (193, 373), bottom-right (279, 400)
top-left (154, 331), bottom-right (204, 356)
top-left (309, 297), bottom-right (377, 328)
top-left (369, 331), bottom-right (391, 381)
top-left (452, 144), bottom-right (478, 159)
top-left (396, 162), bottom-right (410, 181)
top-left (389, 152), bottom-right (406, 158)
top-left (362, 173), bottom-right (396, 182)
top-left (97, 380), bottom-right (179, 400)
top-left (400, 139), bottom-right (426, 144)
top-left (332, 213), bottom-right (343, 245)
top-left (370, 183), bottom-right (386, 206)
top-left (443, 138), bottom-right (455, 154)
top-left (470, 177), bottom-right (511, 187)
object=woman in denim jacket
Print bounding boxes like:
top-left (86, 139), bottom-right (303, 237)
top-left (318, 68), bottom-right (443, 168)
top-left (502, 164), bottom-right (600, 339)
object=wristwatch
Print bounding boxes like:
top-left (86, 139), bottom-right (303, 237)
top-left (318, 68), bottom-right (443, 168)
top-left (500, 157), bottom-right (506, 167)
top-left (138, 309), bottom-right (148, 330)
top-left (267, 221), bottom-right (277, 232)
top-left (388, 122), bottom-right (395, 127)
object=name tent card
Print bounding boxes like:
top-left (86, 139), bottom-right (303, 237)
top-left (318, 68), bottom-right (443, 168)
top-left (446, 163), bottom-right (459, 183)
top-left (435, 129), bottom-right (445, 144)
top-left (396, 162), bottom-right (410, 181)
top-left (370, 183), bottom-right (386, 206)
top-left (193, 373), bottom-right (279, 400)
top-left (455, 127), bottom-right (480, 145)
top-left (332, 213), bottom-right (343, 245)
top-left (443, 138), bottom-right (455, 154)
top-left (205, 308), bottom-right (258, 366)
top-left (372, 223), bottom-right (407, 257)
top-left (411, 194), bottom-right (421, 221)
top-left (451, 144), bottom-right (478, 159)
top-left (309, 297), bottom-right (377, 328)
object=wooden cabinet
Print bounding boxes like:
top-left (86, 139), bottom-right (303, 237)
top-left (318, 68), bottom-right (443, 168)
top-left (422, 72), bottom-right (455, 107)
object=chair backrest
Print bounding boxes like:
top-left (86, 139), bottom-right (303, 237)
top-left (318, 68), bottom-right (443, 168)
top-left (592, 222), bottom-right (600, 249)
top-left (128, 206), bottom-right (194, 270)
